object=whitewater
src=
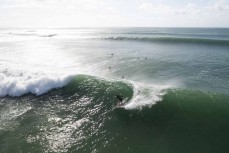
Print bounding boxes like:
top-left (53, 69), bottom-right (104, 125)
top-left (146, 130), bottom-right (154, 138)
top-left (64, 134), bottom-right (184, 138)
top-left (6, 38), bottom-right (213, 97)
top-left (0, 28), bottom-right (229, 153)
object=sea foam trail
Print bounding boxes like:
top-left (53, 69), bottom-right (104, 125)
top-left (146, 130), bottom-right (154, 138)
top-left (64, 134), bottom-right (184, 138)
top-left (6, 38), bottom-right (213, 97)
top-left (0, 71), bottom-right (75, 97)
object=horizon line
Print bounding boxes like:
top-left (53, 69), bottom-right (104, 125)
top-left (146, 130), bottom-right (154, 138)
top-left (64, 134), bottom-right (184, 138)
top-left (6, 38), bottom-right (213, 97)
top-left (0, 26), bottom-right (229, 29)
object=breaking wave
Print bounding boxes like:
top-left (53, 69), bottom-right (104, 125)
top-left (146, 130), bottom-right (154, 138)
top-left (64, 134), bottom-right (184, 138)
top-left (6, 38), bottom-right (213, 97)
top-left (0, 71), bottom-right (74, 97)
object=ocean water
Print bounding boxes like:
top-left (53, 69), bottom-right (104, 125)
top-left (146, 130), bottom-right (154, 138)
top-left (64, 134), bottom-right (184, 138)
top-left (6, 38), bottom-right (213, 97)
top-left (0, 27), bottom-right (229, 153)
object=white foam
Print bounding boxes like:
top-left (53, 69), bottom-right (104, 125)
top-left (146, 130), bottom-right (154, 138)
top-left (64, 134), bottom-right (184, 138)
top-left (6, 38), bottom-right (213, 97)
top-left (0, 71), bottom-right (75, 97)
top-left (124, 81), bottom-right (171, 110)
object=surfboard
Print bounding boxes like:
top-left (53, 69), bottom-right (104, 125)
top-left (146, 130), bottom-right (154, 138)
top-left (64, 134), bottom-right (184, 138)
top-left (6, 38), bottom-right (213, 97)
top-left (114, 104), bottom-right (125, 110)
top-left (114, 99), bottom-right (127, 110)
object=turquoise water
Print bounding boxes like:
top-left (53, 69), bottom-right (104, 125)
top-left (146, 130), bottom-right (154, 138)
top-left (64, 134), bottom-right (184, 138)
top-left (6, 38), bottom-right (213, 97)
top-left (0, 28), bottom-right (229, 153)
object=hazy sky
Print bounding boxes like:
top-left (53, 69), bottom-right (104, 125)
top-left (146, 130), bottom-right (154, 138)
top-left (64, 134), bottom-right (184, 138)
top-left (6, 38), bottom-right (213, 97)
top-left (0, 0), bottom-right (229, 28)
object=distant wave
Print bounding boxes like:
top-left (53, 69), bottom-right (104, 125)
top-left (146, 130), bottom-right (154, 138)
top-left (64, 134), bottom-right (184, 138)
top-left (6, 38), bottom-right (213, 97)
top-left (8, 32), bottom-right (37, 36)
top-left (8, 32), bottom-right (57, 38)
top-left (105, 32), bottom-right (229, 37)
top-left (95, 36), bottom-right (229, 45)
top-left (39, 34), bottom-right (57, 37)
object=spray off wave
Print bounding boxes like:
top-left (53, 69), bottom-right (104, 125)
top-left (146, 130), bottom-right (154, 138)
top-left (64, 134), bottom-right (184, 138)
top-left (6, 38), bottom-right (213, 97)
top-left (124, 81), bottom-right (170, 110)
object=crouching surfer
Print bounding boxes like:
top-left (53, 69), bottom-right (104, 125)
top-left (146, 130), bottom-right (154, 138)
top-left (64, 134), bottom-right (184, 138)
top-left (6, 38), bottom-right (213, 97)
top-left (116, 95), bottom-right (123, 106)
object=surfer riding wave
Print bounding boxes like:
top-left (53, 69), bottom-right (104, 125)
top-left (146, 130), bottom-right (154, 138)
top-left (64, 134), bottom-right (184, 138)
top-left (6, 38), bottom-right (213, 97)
top-left (116, 95), bottom-right (123, 106)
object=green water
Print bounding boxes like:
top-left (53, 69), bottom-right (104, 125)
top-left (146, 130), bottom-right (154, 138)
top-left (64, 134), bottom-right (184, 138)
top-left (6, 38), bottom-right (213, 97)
top-left (1, 75), bottom-right (229, 153)
top-left (0, 28), bottom-right (229, 153)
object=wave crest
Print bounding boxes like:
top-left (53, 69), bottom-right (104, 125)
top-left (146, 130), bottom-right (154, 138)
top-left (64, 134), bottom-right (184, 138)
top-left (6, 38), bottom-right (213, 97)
top-left (0, 71), bottom-right (74, 97)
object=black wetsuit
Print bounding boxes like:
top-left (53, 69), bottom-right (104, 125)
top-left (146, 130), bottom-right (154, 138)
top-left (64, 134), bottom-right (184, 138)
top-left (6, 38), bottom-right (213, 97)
top-left (116, 95), bottom-right (122, 101)
top-left (116, 95), bottom-right (123, 104)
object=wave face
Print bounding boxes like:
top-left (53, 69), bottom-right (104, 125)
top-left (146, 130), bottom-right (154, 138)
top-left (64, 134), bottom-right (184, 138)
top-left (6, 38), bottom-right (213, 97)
top-left (0, 76), bottom-right (228, 153)
top-left (114, 89), bottom-right (229, 153)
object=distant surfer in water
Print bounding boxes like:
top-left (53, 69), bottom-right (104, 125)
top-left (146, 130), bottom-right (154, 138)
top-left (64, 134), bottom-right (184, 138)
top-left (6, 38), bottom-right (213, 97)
top-left (116, 95), bottom-right (123, 106)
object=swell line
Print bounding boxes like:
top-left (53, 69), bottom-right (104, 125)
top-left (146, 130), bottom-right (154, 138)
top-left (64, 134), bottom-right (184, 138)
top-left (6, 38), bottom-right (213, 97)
top-left (95, 36), bottom-right (229, 45)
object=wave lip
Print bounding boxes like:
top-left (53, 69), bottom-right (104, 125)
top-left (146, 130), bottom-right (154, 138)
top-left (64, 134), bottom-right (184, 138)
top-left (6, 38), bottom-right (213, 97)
top-left (0, 72), bottom-right (75, 97)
